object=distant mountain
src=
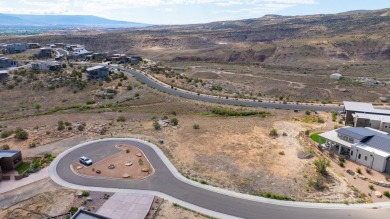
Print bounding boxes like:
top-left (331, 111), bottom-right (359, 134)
top-left (0, 14), bottom-right (150, 27)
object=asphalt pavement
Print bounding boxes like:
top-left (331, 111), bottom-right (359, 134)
top-left (53, 139), bottom-right (390, 219)
top-left (125, 69), bottom-right (343, 112)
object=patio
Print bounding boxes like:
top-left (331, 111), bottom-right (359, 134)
top-left (318, 130), bottom-right (352, 156)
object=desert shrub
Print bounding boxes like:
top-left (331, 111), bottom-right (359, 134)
top-left (279, 151), bottom-right (285, 155)
top-left (29, 142), bottom-right (36, 148)
top-left (193, 124), bottom-right (200, 129)
top-left (308, 175), bottom-right (326, 190)
top-left (384, 191), bottom-right (390, 198)
top-left (1, 130), bottom-right (14, 138)
top-left (171, 118), bottom-right (179, 126)
top-left (138, 158), bottom-right (143, 165)
top-left (200, 180), bottom-right (208, 185)
top-left (153, 121), bottom-right (161, 130)
top-left (127, 85), bottom-right (133, 90)
top-left (57, 121), bottom-right (65, 130)
top-left (368, 185), bottom-right (374, 190)
top-left (313, 157), bottom-right (330, 176)
top-left (269, 128), bottom-right (278, 137)
top-left (117, 116), bottom-right (126, 122)
top-left (305, 110), bottom-right (311, 115)
top-left (356, 167), bottom-right (362, 174)
top-left (69, 207), bottom-right (78, 214)
top-left (331, 111), bottom-right (338, 122)
top-left (339, 161), bottom-right (345, 167)
top-left (304, 129), bottom-right (310, 136)
top-left (317, 117), bottom-right (325, 123)
top-left (126, 149), bottom-right (130, 153)
top-left (14, 128), bottom-right (28, 140)
top-left (86, 100), bottom-right (96, 105)
top-left (82, 191), bottom-right (90, 197)
top-left (211, 108), bottom-right (271, 117)
top-left (2, 144), bottom-right (10, 150)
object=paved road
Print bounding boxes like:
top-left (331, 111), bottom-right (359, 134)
top-left (54, 139), bottom-right (389, 219)
top-left (125, 69), bottom-right (343, 112)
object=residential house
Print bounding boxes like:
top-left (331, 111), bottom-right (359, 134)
top-left (0, 70), bottom-right (9, 82)
top-left (86, 53), bottom-right (105, 61)
top-left (0, 150), bottom-right (23, 181)
top-left (69, 48), bottom-right (91, 59)
top-left (342, 101), bottom-right (390, 125)
top-left (31, 61), bottom-right (61, 71)
top-left (0, 57), bottom-right (17, 69)
top-left (27, 43), bottom-right (41, 49)
top-left (128, 55), bottom-right (142, 65)
top-left (319, 127), bottom-right (390, 173)
top-left (353, 113), bottom-right (390, 133)
top-left (6, 43), bottom-right (28, 54)
top-left (86, 66), bottom-right (109, 79)
top-left (35, 47), bottom-right (52, 58)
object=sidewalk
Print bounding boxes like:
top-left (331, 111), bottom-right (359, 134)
top-left (0, 167), bottom-right (49, 194)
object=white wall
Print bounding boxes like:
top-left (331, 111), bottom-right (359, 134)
top-left (369, 120), bottom-right (381, 130)
top-left (380, 122), bottom-right (390, 133)
top-left (350, 146), bottom-right (388, 172)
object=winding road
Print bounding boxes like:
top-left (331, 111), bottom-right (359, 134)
top-left (124, 68), bottom-right (343, 112)
top-left (50, 138), bottom-right (390, 219)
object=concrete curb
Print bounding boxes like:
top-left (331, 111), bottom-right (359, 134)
top-left (49, 138), bottom-right (390, 218)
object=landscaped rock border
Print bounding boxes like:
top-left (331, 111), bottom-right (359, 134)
top-left (355, 174), bottom-right (390, 188)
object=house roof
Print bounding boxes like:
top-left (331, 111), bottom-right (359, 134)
top-left (361, 134), bottom-right (390, 154)
top-left (334, 127), bottom-right (390, 153)
top-left (336, 127), bottom-right (378, 140)
top-left (343, 101), bottom-right (390, 116)
top-left (87, 66), bottom-right (106, 71)
top-left (0, 150), bottom-right (20, 158)
top-left (343, 101), bottom-right (375, 112)
top-left (0, 70), bottom-right (8, 75)
top-left (71, 209), bottom-right (109, 219)
top-left (354, 113), bottom-right (390, 123)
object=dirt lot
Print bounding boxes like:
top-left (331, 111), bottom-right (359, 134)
top-left (0, 187), bottom-right (76, 219)
top-left (156, 200), bottom-right (209, 219)
top-left (73, 145), bottom-right (153, 180)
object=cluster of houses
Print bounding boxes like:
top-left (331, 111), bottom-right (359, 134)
top-left (318, 101), bottom-right (390, 173)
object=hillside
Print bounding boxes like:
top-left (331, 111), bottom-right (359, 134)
top-left (1, 8), bottom-right (390, 102)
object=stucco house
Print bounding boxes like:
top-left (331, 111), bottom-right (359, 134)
top-left (353, 113), bottom-right (390, 134)
top-left (0, 150), bottom-right (23, 181)
top-left (6, 43), bottom-right (28, 54)
top-left (31, 61), bottom-right (61, 71)
top-left (86, 66), bottom-right (109, 79)
top-left (319, 127), bottom-right (390, 173)
top-left (342, 101), bottom-right (390, 125)
top-left (0, 57), bottom-right (17, 69)
top-left (0, 70), bottom-right (9, 82)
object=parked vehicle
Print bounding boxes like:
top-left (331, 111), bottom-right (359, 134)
top-left (79, 156), bottom-right (93, 166)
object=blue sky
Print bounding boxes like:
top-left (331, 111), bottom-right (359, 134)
top-left (0, 0), bottom-right (389, 24)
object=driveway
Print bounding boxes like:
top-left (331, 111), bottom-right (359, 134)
top-left (51, 138), bottom-right (390, 219)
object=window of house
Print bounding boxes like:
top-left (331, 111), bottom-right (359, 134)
top-left (350, 150), bottom-right (353, 156)
top-left (358, 154), bottom-right (361, 159)
top-left (364, 156), bottom-right (367, 161)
